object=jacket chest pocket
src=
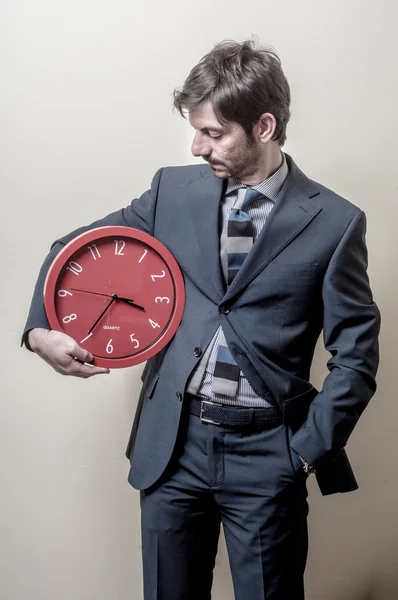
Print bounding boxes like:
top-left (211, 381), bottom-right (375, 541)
top-left (264, 262), bottom-right (319, 279)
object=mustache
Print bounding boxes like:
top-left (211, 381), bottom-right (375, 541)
top-left (205, 158), bottom-right (224, 166)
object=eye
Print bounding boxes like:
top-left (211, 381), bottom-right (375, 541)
top-left (209, 132), bottom-right (222, 139)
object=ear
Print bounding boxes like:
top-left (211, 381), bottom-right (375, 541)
top-left (253, 113), bottom-right (277, 144)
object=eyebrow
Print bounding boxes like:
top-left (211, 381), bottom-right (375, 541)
top-left (194, 125), bottom-right (225, 133)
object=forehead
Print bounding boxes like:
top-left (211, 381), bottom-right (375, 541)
top-left (188, 101), bottom-right (232, 131)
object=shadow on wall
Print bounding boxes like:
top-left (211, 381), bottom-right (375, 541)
top-left (342, 556), bottom-right (398, 600)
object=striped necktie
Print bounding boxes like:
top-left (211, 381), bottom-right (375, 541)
top-left (212, 187), bottom-right (264, 397)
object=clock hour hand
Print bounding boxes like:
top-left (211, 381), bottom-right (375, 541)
top-left (71, 287), bottom-right (143, 311)
top-left (87, 296), bottom-right (116, 334)
top-left (116, 297), bottom-right (145, 311)
top-left (71, 288), bottom-right (143, 310)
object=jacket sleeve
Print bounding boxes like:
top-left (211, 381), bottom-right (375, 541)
top-left (290, 210), bottom-right (380, 467)
top-left (22, 168), bottom-right (164, 348)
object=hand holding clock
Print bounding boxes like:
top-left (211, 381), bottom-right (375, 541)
top-left (28, 328), bottom-right (110, 378)
top-left (28, 284), bottom-right (142, 376)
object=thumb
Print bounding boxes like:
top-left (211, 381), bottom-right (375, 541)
top-left (73, 345), bottom-right (94, 363)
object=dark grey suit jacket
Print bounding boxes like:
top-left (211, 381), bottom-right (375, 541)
top-left (23, 155), bottom-right (380, 496)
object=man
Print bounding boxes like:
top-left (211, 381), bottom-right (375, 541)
top-left (23, 40), bottom-right (380, 599)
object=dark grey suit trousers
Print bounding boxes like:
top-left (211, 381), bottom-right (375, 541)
top-left (140, 404), bottom-right (309, 600)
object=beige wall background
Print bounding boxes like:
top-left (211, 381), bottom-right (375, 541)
top-left (1, 0), bottom-right (397, 598)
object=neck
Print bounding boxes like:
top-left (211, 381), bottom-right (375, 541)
top-left (239, 145), bottom-right (283, 186)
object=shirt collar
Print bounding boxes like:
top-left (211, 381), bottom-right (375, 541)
top-left (225, 152), bottom-right (289, 201)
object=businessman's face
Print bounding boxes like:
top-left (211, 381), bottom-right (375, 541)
top-left (189, 101), bottom-right (261, 183)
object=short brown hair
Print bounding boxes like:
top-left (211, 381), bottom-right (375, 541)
top-left (173, 39), bottom-right (291, 146)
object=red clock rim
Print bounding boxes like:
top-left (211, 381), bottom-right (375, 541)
top-left (43, 226), bottom-right (186, 368)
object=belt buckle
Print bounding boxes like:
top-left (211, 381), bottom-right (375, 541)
top-left (200, 400), bottom-right (222, 425)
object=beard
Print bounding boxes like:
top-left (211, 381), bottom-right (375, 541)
top-left (205, 133), bottom-right (257, 181)
top-left (207, 162), bottom-right (231, 179)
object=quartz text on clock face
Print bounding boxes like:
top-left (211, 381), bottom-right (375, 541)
top-left (54, 235), bottom-right (176, 360)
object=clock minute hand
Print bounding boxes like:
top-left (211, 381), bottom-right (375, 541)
top-left (87, 296), bottom-right (116, 334)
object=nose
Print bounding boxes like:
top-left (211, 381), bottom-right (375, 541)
top-left (191, 131), bottom-right (211, 158)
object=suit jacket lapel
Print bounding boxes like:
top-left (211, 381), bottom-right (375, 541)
top-left (223, 157), bottom-right (322, 303)
top-left (175, 167), bottom-right (225, 301)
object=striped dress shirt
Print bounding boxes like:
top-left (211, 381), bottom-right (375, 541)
top-left (186, 154), bottom-right (289, 407)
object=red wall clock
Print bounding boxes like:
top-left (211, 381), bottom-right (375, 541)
top-left (43, 226), bottom-right (185, 368)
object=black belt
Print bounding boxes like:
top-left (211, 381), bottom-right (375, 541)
top-left (186, 394), bottom-right (282, 428)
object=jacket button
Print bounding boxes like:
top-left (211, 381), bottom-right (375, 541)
top-left (176, 391), bottom-right (183, 401)
top-left (219, 305), bottom-right (230, 315)
top-left (193, 347), bottom-right (202, 358)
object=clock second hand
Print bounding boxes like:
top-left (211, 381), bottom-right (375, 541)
top-left (71, 288), bottom-right (115, 299)
top-left (71, 288), bottom-right (145, 312)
